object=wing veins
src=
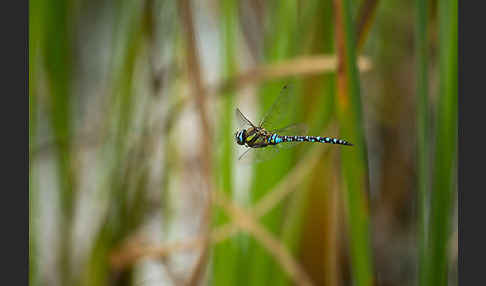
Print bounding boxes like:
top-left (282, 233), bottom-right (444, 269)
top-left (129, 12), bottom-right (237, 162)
top-left (235, 108), bottom-right (256, 128)
top-left (258, 84), bottom-right (293, 130)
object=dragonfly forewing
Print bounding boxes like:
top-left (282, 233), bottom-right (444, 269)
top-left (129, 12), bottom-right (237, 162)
top-left (237, 144), bottom-right (281, 163)
top-left (258, 84), bottom-right (295, 131)
top-left (274, 123), bottom-right (308, 136)
top-left (235, 108), bottom-right (256, 128)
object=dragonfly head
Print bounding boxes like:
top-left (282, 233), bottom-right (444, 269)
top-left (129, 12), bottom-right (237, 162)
top-left (235, 129), bottom-right (247, 145)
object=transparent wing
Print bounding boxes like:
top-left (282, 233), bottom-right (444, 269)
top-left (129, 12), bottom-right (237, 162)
top-left (237, 146), bottom-right (281, 164)
top-left (272, 123), bottom-right (309, 150)
top-left (235, 108), bottom-right (256, 128)
top-left (274, 123), bottom-right (308, 136)
top-left (259, 84), bottom-right (295, 131)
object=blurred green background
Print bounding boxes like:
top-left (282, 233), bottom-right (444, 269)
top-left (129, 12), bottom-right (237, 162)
top-left (29, 0), bottom-right (457, 285)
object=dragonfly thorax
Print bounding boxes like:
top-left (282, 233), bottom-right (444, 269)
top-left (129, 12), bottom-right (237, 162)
top-left (235, 127), bottom-right (268, 147)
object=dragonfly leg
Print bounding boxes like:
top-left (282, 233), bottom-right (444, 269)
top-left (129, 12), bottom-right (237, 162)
top-left (252, 142), bottom-right (269, 148)
top-left (238, 148), bottom-right (252, 160)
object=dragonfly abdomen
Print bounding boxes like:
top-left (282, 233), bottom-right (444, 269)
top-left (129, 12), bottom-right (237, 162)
top-left (271, 134), bottom-right (353, 146)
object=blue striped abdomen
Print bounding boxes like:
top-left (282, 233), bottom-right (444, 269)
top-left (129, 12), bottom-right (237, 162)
top-left (270, 134), bottom-right (353, 146)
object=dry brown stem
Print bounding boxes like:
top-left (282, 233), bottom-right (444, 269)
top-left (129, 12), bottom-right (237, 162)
top-left (212, 192), bottom-right (314, 286)
top-left (212, 55), bottom-right (372, 95)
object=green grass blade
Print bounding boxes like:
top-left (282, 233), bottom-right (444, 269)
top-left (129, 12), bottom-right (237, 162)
top-left (247, 82), bottom-right (294, 286)
top-left (274, 1), bottom-right (337, 284)
top-left (78, 1), bottom-right (146, 284)
top-left (211, 0), bottom-right (239, 284)
top-left (29, 0), bottom-right (43, 283)
top-left (43, 0), bottom-right (76, 284)
top-left (246, 2), bottom-right (300, 285)
top-left (334, 0), bottom-right (374, 285)
top-left (415, 0), bottom-right (429, 284)
top-left (426, 0), bottom-right (457, 284)
top-left (274, 173), bottom-right (312, 286)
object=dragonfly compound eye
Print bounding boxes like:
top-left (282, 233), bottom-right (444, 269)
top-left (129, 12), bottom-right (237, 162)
top-left (235, 130), bottom-right (246, 145)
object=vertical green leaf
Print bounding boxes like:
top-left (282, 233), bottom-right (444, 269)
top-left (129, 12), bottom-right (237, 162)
top-left (29, 0), bottom-right (43, 284)
top-left (212, 0), bottom-right (238, 285)
top-left (415, 0), bottom-right (429, 284)
top-left (276, 1), bottom-right (337, 285)
top-left (247, 2), bottom-right (299, 285)
top-left (43, 0), bottom-right (76, 284)
top-left (334, 0), bottom-right (373, 285)
top-left (79, 1), bottom-right (145, 285)
top-left (426, 0), bottom-right (457, 284)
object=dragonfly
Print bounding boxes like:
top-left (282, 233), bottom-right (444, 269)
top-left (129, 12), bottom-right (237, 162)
top-left (234, 84), bottom-right (353, 162)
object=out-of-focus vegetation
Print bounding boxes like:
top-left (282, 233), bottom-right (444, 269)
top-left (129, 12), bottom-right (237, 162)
top-left (29, 0), bottom-right (457, 285)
